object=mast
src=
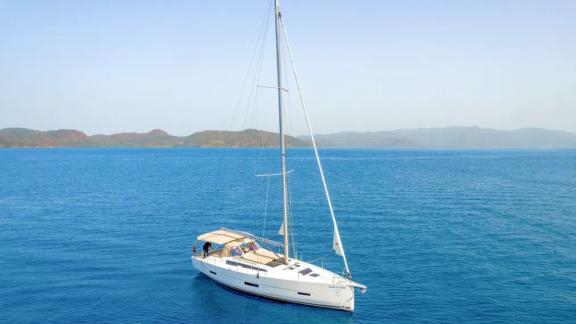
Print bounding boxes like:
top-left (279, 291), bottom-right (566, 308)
top-left (274, 0), bottom-right (290, 265)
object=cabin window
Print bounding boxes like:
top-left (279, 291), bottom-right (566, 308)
top-left (299, 268), bottom-right (313, 276)
top-left (230, 246), bottom-right (243, 257)
top-left (209, 270), bottom-right (217, 275)
top-left (226, 260), bottom-right (267, 272)
top-left (244, 282), bottom-right (259, 288)
top-left (298, 292), bottom-right (311, 296)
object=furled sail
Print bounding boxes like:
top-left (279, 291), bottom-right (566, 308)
top-left (332, 226), bottom-right (344, 256)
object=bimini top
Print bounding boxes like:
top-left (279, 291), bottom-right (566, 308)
top-left (197, 229), bottom-right (252, 245)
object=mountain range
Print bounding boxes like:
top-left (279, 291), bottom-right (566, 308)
top-left (311, 127), bottom-right (576, 148)
top-left (0, 128), bottom-right (306, 148)
top-left (1, 127), bottom-right (576, 148)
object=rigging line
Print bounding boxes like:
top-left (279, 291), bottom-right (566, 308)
top-left (256, 176), bottom-right (272, 265)
top-left (279, 17), bottom-right (352, 277)
top-left (255, 170), bottom-right (294, 177)
top-left (242, 3), bottom-right (273, 130)
top-left (282, 39), bottom-right (293, 140)
top-left (241, 0), bottom-right (273, 130)
top-left (304, 251), bottom-right (331, 264)
top-left (249, 2), bottom-right (274, 177)
top-left (262, 176), bottom-right (271, 239)
top-left (219, 0), bottom-right (271, 189)
top-left (287, 172), bottom-right (297, 258)
top-left (256, 85), bottom-right (289, 92)
top-left (263, 175), bottom-right (280, 250)
top-left (228, 0), bottom-right (273, 132)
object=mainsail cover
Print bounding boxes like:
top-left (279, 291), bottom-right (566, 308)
top-left (332, 225), bottom-right (344, 256)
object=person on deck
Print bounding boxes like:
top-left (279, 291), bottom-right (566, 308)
top-left (249, 242), bottom-right (258, 251)
top-left (202, 242), bottom-right (212, 257)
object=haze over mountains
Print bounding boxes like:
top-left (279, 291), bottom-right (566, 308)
top-left (1, 127), bottom-right (576, 148)
top-left (312, 127), bottom-right (576, 148)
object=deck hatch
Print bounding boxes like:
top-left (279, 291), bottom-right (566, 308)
top-left (299, 268), bottom-right (313, 276)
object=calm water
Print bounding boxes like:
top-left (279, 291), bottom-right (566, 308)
top-left (1, 148), bottom-right (575, 323)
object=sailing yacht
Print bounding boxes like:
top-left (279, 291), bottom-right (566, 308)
top-left (191, 0), bottom-right (366, 312)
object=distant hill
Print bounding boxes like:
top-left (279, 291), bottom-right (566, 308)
top-left (83, 129), bottom-right (180, 147)
top-left (0, 128), bottom-right (88, 147)
top-left (184, 129), bottom-right (304, 147)
top-left (0, 128), bottom-right (307, 148)
top-left (2, 127), bottom-right (576, 148)
top-left (309, 127), bottom-right (576, 148)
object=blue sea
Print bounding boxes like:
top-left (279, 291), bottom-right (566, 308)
top-left (1, 148), bottom-right (575, 323)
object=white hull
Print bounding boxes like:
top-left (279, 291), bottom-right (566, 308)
top-left (192, 255), bottom-right (356, 312)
